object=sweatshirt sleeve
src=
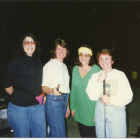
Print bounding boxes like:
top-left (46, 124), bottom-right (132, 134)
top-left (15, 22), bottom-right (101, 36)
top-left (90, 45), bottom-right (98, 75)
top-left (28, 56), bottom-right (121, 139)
top-left (86, 72), bottom-right (102, 101)
top-left (70, 67), bottom-right (76, 111)
top-left (110, 72), bottom-right (133, 106)
top-left (3, 57), bottom-right (20, 88)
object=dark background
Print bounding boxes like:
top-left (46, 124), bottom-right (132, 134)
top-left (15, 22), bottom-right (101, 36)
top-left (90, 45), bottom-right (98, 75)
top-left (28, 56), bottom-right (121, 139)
top-left (0, 0), bottom-right (140, 92)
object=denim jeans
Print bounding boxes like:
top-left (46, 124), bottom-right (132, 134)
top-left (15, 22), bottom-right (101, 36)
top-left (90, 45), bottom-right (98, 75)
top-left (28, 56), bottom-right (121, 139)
top-left (45, 93), bottom-right (69, 137)
top-left (7, 102), bottom-right (46, 137)
top-left (95, 102), bottom-right (126, 138)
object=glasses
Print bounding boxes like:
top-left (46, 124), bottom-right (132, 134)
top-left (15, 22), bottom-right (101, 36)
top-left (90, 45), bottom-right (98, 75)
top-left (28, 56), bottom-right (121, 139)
top-left (24, 41), bottom-right (35, 45)
top-left (99, 57), bottom-right (111, 62)
top-left (79, 53), bottom-right (90, 58)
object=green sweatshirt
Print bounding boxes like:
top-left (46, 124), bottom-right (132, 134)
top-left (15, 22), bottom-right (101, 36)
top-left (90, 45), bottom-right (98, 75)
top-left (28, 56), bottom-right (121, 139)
top-left (70, 64), bottom-right (101, 126)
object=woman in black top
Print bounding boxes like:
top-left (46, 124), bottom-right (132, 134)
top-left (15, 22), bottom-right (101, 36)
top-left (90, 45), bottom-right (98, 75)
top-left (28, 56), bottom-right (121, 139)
top-left (3, 33), bottom-right (46, 137)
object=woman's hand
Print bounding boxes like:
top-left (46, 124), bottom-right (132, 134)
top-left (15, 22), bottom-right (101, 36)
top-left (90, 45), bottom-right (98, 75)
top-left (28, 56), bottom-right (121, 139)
top-left (42, 86), bottom-right (61, 95)
top-left (97, 70), bottom-right (107, 83)
top-left (65, 106), bottom-right (70, 118)
top-left (52, 87), bottom-right (61, 96)
top-left (101, 95), bottom-right (111, 105)
top-left (71, 110), bottom-right (75, 117)
top-left (5, 86), bottom-right (14, 95)
top-left (65, 101), bottom-right (70, 118)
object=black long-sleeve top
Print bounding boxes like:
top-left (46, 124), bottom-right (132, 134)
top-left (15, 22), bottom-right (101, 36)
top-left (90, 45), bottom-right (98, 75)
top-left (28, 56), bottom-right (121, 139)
top-left (3, 55), bottom-right (43, 106)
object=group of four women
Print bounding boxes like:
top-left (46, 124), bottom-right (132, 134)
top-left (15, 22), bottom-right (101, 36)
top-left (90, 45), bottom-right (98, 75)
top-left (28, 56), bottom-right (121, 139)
top-left (3, 33), bottom-right (133, 138)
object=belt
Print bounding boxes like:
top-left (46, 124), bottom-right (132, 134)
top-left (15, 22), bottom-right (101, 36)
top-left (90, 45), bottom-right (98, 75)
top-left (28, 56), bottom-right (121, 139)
top-left (60, 92), bottom-right (66, 95)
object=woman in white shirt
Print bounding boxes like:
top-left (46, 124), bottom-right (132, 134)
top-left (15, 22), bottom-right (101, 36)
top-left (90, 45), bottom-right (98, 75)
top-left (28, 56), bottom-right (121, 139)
top-left (86, 49), bottom-right (133, 138)
top-left (42, 38), bottom-right (70, 137)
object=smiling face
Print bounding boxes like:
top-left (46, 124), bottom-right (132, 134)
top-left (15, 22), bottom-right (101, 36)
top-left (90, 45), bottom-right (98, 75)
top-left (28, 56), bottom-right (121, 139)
top-left (98, 54), bottom-right (114, 72)
top-left (79, 53), bottom-right (91, 66)
top-left (22, 37), bottom-right (36, 57)
top-left (55, 45), bottom-right (67, 62)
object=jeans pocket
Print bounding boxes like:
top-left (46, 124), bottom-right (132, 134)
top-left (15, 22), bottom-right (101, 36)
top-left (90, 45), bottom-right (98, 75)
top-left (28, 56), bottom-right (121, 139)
top-left (52, 97), bottom-right (63, 103)
top-left (113, 106), bottom-right (126, 118)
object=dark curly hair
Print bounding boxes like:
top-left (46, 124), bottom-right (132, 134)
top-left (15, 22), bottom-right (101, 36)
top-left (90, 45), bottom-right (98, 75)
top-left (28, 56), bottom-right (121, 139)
top-left (50, 38), bottom-right (70, 60)
top-left (97, 49), bottom-right (114, 63)
top-left (75, 45), bottom-right (95, 66)
top-left (15, 33), bottom-right (42, 59)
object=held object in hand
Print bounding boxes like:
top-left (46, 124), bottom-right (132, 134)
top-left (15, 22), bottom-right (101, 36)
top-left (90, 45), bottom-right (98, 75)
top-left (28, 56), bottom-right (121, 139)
top-left (57, 84), bottom-right (61, 93)
top-left (35, 92), bottom-right (46, 105)
top-left (103, 79), bottom-right (106, 138)
top-left (57, 84), bottom-right (65, 95)
top-left (103, 80), bottom-right (105, 95)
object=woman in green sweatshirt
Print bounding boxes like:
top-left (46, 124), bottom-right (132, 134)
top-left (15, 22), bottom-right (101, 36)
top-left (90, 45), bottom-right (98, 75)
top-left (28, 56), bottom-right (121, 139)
top-left (70, 45), bottom-right (101, 138)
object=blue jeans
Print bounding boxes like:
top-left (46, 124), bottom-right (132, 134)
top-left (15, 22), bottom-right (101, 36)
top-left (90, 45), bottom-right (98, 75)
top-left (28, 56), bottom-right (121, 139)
top-left (95, 102), bottom-right (126, 138)
top-left (45, 94), bottom-right (69, 137)
top-left (7, 102), bottom-right (46, 137)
